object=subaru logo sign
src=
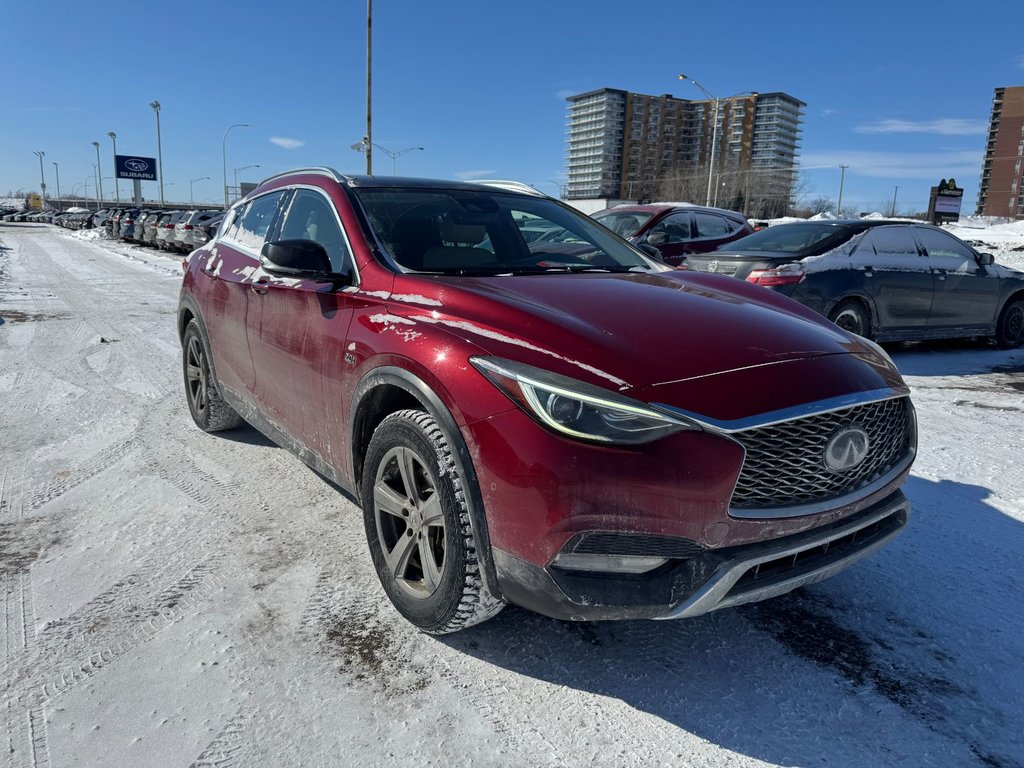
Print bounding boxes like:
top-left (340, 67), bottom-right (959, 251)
top-left (115, 154), bottom-right (158, 181)
top-left (824, 427), bottom-right (870, 472)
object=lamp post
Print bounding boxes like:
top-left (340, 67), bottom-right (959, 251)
top-left (678, 75), bottom-right (756, 208)
top-left (52, 162), bottom-right (61, 209)
top-left (190, 176), bottom-right (210, 207)
top-left (837, 164), bottom-right (849, 216)
top-left (365, 0), bottom-right (373, 175)
top-left (234, 164), bottom-right (260, 191)
top-left (107, 131), bottom-right (119, 204)
top-left (149, 100), bottom-right (164, 205)
top-left (373, 145), bottom-right (423, 175)
top-left (92, 163), bottom-right (100, 209)
top-left (92, 141), bottom-right (104, 203)
top-left (222, 123), bottom-right (250, 207)
top-left (33, 151), bottom-right (46, 208)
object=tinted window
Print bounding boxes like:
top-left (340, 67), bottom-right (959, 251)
top-left (649, 212), bottom-right (692, 243)
top-left (723, 224), bottom-right (851, 254)
top-left (914, 228), bottom-right (976, 267)
top-left (231, 191), bottom-right (287, 253)
top-left (278, 189), bottom-right (353, 272)
top-left (693, 212), bottom-right (734, 238)
top-left (591, 210), bottom-right (655, 236)
top-left (856, 227), bottom-right (919, 260)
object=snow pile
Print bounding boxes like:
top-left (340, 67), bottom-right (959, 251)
top-left (808, 211), bottom-right (839, 220)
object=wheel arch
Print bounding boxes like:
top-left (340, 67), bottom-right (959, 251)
top-left (350, 366), bottom-right (502, 600)
top-left (826, 293), bottom-right (877, 335)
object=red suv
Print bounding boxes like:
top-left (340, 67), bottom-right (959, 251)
top-left (178, 169), bottom-right (916, 634)
top-left (592, 203), bottom-right (753, 266)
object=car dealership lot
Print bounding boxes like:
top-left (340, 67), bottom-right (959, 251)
top-left (1, 222), bottom-right (1023, 767)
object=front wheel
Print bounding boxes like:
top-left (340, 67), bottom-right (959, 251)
top-left (995, 297), bottom-right (1024, 349)
top-left (362, 409), bottom-right (503, 634)
top-left (829, 300), bottom-right (872, 339)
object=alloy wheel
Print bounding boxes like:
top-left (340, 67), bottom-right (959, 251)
top-left (373, 446), bottom-right (447, 599)
top-left (185, 335), bottom-right (208, 417)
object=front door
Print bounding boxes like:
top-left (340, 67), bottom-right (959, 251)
top-left (913, 227), bottom-right (999, 331)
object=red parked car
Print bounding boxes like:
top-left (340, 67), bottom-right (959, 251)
top-left (592, 203), bottom-right (753, 266)
top-left (178, 169), bottom-right (916, 634)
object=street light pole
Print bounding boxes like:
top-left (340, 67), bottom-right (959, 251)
top-left (366, 0), bottom-right (373, 175)
top-left (890, 186), bottom-right (899, 217)
top-left (107, 131), bottom-right (119, 204)
top-left (52, 162), bottom-right (61, 208)
top-left (837, 164), bottom-right (849, 216)
top-left (33, 151), bottom-right (46, 208)
top-left (189, 176), bottom-right (210, 208)
top-left (678, 75), bottom-right (756, 209)
top-left (92, 141), bottom-right (104, 203)
top-left (372, 145), bottom-right (423, 175)
top-left (233, 165), bottom-right (261, 192)
top-left (222, 123), bottom-right (250, 207)
top-left (150, 100), bottom-right (164, 205)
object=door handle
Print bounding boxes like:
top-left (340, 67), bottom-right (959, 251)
top-left (249, 277), bottom-right (270, 295)
top-left (861, 265), bottom-right (874, 277)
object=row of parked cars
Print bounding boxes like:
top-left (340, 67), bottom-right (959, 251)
top-left (105, 208), bottom-right (224, 253)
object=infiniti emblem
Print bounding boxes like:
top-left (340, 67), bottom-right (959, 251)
top-left (824, 427), bottom-right (870, 472)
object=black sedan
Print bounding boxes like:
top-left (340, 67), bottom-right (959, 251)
top-left (685, 220), bottom-right (1024, 348)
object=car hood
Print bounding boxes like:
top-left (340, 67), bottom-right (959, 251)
top-left (384, 270), bottom-right (891, 395)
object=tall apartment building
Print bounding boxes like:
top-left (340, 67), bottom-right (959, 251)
top-left (978, 86), bottom-right (1024, 218)
top-left (566, 88), bottom-right (805, 216)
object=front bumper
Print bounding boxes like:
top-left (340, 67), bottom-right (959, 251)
top-left (493, 490), bottom-right (909, 622)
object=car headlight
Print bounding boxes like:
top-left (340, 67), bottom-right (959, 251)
top-left (471, 357), bottom-right (698, 445)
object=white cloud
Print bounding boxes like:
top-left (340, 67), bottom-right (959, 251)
top-left (821, 108), bottom-right (838, 117)
top-left (800, 150), bottom-right (981, 179)
top-left (853, 118), bottom-right (987, 136)
top-left (454, 169), bottom-right (497, 180)
top-left (270, 137), bottom-right (305, 150)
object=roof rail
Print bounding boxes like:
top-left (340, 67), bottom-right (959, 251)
top-left (472, 180), bottom-right (547, 197)
top-left (258, 167), bottom-right (350, 186)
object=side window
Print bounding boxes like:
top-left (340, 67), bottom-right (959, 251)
top-left (219, 204), bottom-right (245, 243)
top-left (649, 212), bottom-right (692, 243)
top-left (278, 189), bottom-right (354, 272)
top-left (232, 191), bottom-right (287, 253)
top-left (914, 228), bottom-right (976, 271)
top-left (692, 212), bottom-right (734, 239)
top-left (856, 227), bottom-right (920, 265)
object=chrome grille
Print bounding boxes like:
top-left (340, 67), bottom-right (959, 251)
top-left (730, 396), bottom-right (912, 510)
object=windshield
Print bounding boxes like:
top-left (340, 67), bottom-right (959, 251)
top-left (591, 209), bottom-right (655, 237)
top-left (720, 223), bottom-right (855, 254)
top-left (353, 189), bottom-right (666, 275)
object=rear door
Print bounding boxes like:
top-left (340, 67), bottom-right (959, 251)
top-left (690, 211), bottom-right (743, 253)
top-left (196, 190), bottom-right (288, 400)
top-left (246, 186), bottom-right (360, 469)
top-left (850, 226), bottom-right (933, 332)
top-left (912, 226), bottom-right (999, 330)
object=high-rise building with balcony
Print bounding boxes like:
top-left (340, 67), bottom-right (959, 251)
top-left (978, 86), bottom-right (1024, 219)
top-left (565, 88), bottom-right (805, 217)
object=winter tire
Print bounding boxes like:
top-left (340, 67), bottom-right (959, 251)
top-left (829, 300), bottom-right (872, 339)
top-left (995, 297), bottom-right (1024, 349)
top-left (182, 320), bottom-right (242, 432)
top-left (362, 409), bottom-right (504, 634)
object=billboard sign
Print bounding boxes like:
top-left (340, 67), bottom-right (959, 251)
top-left (115, 155), bottom-right (158, 181)
top-left (927, 178), bottom-right (963, 224)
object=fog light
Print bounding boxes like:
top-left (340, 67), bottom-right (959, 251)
top-left (551, 553), bottom-right (669, 574)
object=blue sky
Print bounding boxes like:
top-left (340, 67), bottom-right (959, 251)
top-left (2, 0), bottom-right (1022, 213)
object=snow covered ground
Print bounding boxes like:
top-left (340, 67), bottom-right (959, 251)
top-left (2, 221), bottom-right (1023, 768)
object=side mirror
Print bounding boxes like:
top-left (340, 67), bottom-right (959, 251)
top-left (260, 239), bottom-right (349, 283)
top-left (977, 252), bottom-right (995, 266)
top-left (646, 231), bottom-right (668, 247)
